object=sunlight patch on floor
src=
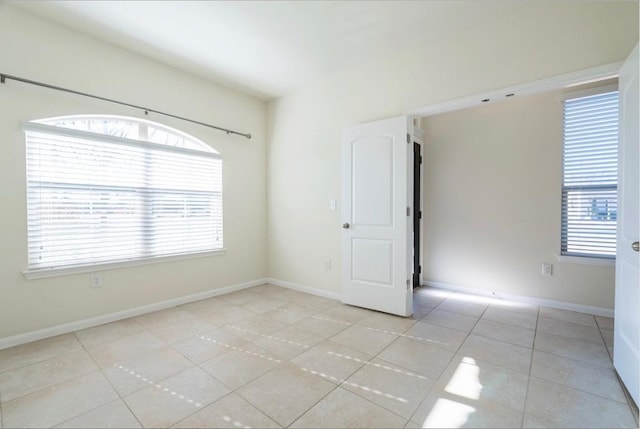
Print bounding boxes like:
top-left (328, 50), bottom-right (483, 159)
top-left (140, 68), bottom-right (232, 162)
top-left (420, 356), bottom-right (482, 428)
top-left (444, 357), bottom-right (482, 400)
top-left (422, 398), bottom-right (475, 428)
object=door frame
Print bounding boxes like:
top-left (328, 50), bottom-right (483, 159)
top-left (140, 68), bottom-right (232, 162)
top-left (406, 61), bottom-right (623, 289)
top-left (412, 130), bottom-right (424, 288)
top-left (407, 62), bottom-right (621, 119)
top-left (343, 61), bottom-right (625, 312)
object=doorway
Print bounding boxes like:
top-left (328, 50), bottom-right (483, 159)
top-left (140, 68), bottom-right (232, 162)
top-left (412, 141), bottom-right (422, 288)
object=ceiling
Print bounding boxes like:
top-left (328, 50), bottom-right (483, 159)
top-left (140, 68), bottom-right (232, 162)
top-left (13, 1), bottom-right (528, 100)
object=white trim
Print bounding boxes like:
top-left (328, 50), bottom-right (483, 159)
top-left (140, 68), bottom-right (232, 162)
top-left (0, 278), bottom-right (267, 351)
top-left (556, 254), bottom-right (616, 267)
top-left (406, 62), bottom-right (622, 118)
top-left (423, 280), bottom-right (614, 318)
top-left (23, 249), bottom-right (227, 280)
top-left (560, 83), bottom-right (618, 101)
top-left (266, 278), bottom-right (342, 301)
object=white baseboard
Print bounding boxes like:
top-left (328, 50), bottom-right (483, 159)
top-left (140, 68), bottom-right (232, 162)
top-left (424, 280), bottom-right (614, 318)
top-left (266, 278), bottom-right (342, 301)
top-left (1, 275), bottom-right (613, 351)
top-left (0, 278), bottom-right (269, 351)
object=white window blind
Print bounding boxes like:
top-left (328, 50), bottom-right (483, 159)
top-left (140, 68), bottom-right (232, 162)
top-left (561, 90), bottom-right (618, 258)
top-left (24, 116), bottom-right (223, 272)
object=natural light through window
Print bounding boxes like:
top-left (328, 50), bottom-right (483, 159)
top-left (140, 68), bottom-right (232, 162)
top-left (24, 115), bottom-right (223, 274)
top-left (561, 90), bottom-right (619, 258)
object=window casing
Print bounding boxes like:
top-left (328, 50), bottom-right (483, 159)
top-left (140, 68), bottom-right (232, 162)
top-left (24, 115), bottom-right (223, 274)
top-left (561, 90), bottom-right (618, 259)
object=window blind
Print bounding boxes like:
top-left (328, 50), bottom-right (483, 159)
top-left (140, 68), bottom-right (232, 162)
top-left (25, 121), bottom-right (223, 271)
top-left (561, 90), bottom-right (618, 258)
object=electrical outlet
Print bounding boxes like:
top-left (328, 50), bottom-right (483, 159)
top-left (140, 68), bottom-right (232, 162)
top-left (324, 260), bottom-right (332, 271)
top-left (541, 263), bottom-right (553, 277)
top-left (330, 200), bottom-right (337, 211)
top-left (91, 273), bottom-right (103, 288)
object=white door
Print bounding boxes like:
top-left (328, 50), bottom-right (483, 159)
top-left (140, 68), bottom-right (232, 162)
top-left (341, 116), bottom-right (413, 316)
top-left (614, 43), bottom-right (639, 407)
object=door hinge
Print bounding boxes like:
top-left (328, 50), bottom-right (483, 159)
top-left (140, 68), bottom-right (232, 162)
top-left (419, 155), bottom-right (423, 164)
top-left (407, 207), bottom-right (411, 216)
top-left (407, 133), bottom-right (410, 144)
top-left (406, 279), bottom-right (410, 289)
top-left (419, 265), bottom-right (422, 274)
top-left (419, 210), bottom-right (422, 219)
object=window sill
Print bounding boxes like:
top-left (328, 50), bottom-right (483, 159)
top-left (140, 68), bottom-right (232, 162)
top-left (556, 254), bottom-right (615, 267)
top-left (22, 249), bottom-right (227, 280)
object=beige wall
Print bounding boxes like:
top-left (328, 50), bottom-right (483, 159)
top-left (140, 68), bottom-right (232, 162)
top-left (0, 1), bottom-right (638, 340)
top-left (422, 88), bottom-right (615, 308)
top-left (267, 1), bottom-right (638, 307)
top-left (0, 5), bottom-right (267, 338)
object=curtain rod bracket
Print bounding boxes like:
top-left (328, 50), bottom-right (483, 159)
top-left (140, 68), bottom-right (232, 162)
top-left (0, 72), bottom-right (252, 139)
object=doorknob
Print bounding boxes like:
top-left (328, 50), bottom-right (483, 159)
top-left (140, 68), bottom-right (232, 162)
top-left (633, 241), bottom-right (639, 252)
top-left (342, 223), bottom-right (350, 229)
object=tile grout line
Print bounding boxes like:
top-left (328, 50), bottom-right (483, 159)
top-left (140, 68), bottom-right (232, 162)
top-left (0, 340), bottom-right (83, 376)
top-left (71, 330), bottom-right (147, 429)
top-left (0, 331), bottom-right (140, 427)
top-left (283, 377), bottom-right (341, 428)
top-left (125, 301), bottom-right (303, 427)
top-left (225, 344), bottom-right (341, 429)
top-left (207, 311), bottom-right (345, 428)
top-left (595, 316), bottom-right (615, 362)
top-left (413, 298), bottom-right (537, 427)
top-left (362, 295), bottom-right (478, 426)
top-left (324, 354), bottom-right (418, 427)
top-left (113, 363), bottom-right (205, 407)
top-left (519, 305), bottom-right (540, 428)
top-left (522, 312), bottom-right (638, 426)
top-left (82, 319), bottom-right (275, 428)
top-left (287, 310), bottom-right (419, 427)
top-left (173, 319), bottom-right (289, 429)
top-left (0, 288), bottom-right (337, 428)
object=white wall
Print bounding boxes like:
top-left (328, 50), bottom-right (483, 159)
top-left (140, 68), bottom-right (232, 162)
top-left (0, 5), bottom-right (267, 338)
top-left (422, 87), bottom-right (616, 308)
top-left (267, 1), bottom-right (638, 307)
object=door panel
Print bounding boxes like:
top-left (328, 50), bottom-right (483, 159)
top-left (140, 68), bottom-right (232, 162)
top-left (352, 137), bottom-right (393, 226)
top-left (342, 116), bottom-right (413, 316)
top-left (352, 239), bottom-right (393, 285)
top-left (614, 43), bottom-right (639, 407)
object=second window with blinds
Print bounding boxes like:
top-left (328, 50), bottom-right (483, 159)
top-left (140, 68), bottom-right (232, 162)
top-left (561, 86), bottom-right (619, 260)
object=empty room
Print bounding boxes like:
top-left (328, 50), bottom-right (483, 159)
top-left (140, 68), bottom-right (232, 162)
top-left (0, 1), bottom-right (638, 428)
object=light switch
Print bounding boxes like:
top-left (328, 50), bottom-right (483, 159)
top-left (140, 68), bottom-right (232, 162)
top-left (330, 200), bottom-right (337, 211)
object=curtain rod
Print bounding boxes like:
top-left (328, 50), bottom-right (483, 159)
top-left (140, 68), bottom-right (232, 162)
top-left (0, 73), bottom-right (252, 139)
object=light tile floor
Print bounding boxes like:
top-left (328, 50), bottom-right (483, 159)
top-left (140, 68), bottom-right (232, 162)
top-left (0, 285), bottom-right (637, 428)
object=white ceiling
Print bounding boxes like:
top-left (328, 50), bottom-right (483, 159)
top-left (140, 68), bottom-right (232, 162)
top-left (14, 1), bottom-right (527, 100)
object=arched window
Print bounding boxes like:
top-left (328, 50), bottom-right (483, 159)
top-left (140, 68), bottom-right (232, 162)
top-left (24, 115), bottom-right (223, 274)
